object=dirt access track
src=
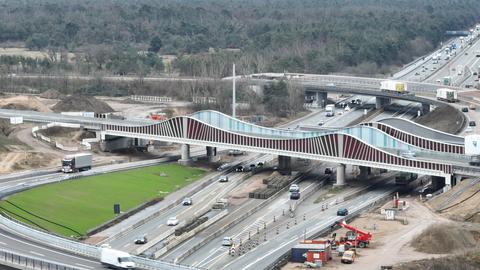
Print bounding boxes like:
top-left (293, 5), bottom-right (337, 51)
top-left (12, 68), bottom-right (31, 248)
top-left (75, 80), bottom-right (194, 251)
top-left (283, 198), bottom-right (450, 270)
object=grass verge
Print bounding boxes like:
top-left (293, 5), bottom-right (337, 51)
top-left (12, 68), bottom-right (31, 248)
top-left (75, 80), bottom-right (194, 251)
top-left (0, 164), bottom-right (205, 237)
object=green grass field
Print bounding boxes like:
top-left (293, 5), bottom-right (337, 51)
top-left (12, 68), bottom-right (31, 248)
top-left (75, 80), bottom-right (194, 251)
top-left (0, 164), bottom-right (205, 237)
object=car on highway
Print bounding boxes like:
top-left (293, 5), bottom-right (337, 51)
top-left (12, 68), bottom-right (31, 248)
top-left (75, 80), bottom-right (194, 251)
top-left (325, 167), bottom-right (333, 174)
top-left (219, 175), bottom-right (229, 182)
top-left (134, 236), bottom-right (148, 245)
top-left (318, 121), bottom-right (325, 126)
top-left (289, 184), bottom-right (300, 192)
top-left (217, 163), bottom-right (231, 171)
top-left (222, 236), bottom-right (234, 246)
top-left (290, 191), bottom-right (300, 200)
top-left (344, 106), bottom-right (351, 111)
top-left (167, 216), bottom-right (179, 226)
top-left (228, 149), bottom-right (244, 156)
top-left (257, 161), bottom-right (265, 167)
top-left (462, 107), bottom-right (469, 112)
top-left (182, 197), bottom-right (193, 205)
top-left (337, 208), bottom-right (349, 216)
top-left (469, 120), bottom-right (476, 127)
top-left (415, 72), bottom-right (420, 76)
top-left (470, 104), bottom-right (477, 110)
top-left (401, 151), bottom-right (416, 159)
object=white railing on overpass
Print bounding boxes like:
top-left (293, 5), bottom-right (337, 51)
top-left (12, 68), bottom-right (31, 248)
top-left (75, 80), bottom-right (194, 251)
top-left (0, 215), bottom-right (202, 270)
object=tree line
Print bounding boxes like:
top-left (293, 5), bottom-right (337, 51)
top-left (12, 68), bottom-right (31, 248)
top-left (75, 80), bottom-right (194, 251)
top-left (0, 0), bottom-right (479, 77)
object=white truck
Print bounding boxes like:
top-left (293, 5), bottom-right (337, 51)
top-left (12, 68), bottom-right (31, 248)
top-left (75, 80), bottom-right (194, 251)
top-left (436, 88), bottom-right (458, 102)
top-left (325, 104), bottom-right (335, 117)
top-left (100, 248), bottom-right (135, 269)
top-left (61, 153), bottom-right (92, 173)
top-left (380, 80), bottom-right (407, 94)
top-left (465, 135), bottom-right (480, 166)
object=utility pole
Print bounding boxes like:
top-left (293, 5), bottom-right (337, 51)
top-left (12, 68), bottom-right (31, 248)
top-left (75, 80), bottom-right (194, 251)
top-left (232, 63), bottom-right (236, 118)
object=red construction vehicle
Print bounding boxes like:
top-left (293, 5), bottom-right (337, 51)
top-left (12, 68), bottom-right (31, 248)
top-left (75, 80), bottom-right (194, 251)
top-left (333, 220), bottom-right (372, 248)
top-left (148, 113), bottom-right (167, 121)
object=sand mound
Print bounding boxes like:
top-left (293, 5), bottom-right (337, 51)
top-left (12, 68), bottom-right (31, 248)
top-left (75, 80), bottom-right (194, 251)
top-left (416, 105), bottom-right (465, 134)
top-left (394, 251), bottom-right (480, 270)
top-left (52, 95), bottom-right (114, 113)
top-left (411, 223), bottom-right (480, 254)
top-left (40, 89), bottom-right (64, 99)
top-left (0, 96), bottom-right (51, 112)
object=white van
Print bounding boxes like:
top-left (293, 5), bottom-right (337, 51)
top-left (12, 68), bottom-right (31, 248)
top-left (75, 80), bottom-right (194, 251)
top-left (100, 248), bottom-right (135, 269)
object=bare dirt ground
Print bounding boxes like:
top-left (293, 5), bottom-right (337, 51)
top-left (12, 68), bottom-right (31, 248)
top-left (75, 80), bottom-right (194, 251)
top-left (100, 96), bottom-right (192, 119)
top-left (427, 179), bottom-right (480, 223)
top-left (415, 105), bottom-right (464, 134)
top-left (0, 95), bottom-right (51, 112)
top-left (228, 172), bottom-right (270, 205)
top-left (282, 198), bottom-right (449, 270)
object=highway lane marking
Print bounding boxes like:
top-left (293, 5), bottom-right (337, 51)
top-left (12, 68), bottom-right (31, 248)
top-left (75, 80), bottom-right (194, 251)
top-left (123, 243), bottom-right (131, 248)
top-left (75, 263), bottom-right (94, 269)
top-left (0, 229), bottom-right (100, 264)
top-left (0, 241), bottom-right (6, 245)
top-left (29, 251), bottom-right (45, 257)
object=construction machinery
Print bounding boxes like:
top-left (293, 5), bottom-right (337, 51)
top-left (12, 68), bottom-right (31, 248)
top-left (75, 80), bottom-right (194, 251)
top-left (332, 220), bottom-right (372, 248)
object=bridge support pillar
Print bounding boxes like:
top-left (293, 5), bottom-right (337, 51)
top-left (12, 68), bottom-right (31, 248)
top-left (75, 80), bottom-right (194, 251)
top-left (179, 144), bottom-right (192, 165)
top-left (316, 92), bottom-right (328, 108)
top-left (443, 174), bottom-right (452, 192)
top-left (421, 103), bottom-right (431, 115)
top-left (206, 146), bottom-right (218, 162)
top-left (278, 155), bottom-right (292, 175)
top-left (335, 164), bottom-right (346, 186)
top-left (375, 97), bottom-right (391, 109)
top-left (359, 166), bottom-right (371, 180)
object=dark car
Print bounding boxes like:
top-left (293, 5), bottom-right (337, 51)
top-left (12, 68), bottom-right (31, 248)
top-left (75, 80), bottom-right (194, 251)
top-left (469, 121), bottom-right (476, 127)
top-left (182, 197), bottom-right (193, 205)
top-left (337, 208), bottom-right (349, 216)
top-left (134, 236), bottom-right (148, 245)
top-left (235, 165), bottom-right (244, 172)
top-left (290, 191), bottom-right (300, 200)
top-left (462, 107), bottom-right (469, 112)
top-left (325, 168), bottom-right (333, 174)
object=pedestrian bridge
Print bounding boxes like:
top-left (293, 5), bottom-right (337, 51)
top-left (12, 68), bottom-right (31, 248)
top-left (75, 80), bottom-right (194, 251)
top-left (101, 110), bottom-right (468, 180)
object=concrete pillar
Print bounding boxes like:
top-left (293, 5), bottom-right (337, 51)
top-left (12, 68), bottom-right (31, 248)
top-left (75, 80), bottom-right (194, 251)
top-left (179, 144), bottom-right (192, 165)
top-left (421, 103), bottom-right (431, 115)
top-left (278, 155), bottom-right (292, 175)
top-left (335, 164), bottom-right (346, 186)
top-left (359, 166), bottom-right (371, 180)
top-left (206, 146), bottom-right (218, 162)
top-left (316, 92), bottom-right (328, 108)
top-left (443, 174), bottom-right (452, 192)
top-left (375, 97), bottom-right (391, 109)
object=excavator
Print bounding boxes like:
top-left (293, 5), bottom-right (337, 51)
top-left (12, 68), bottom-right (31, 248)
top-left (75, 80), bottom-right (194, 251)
top-left (331, 220), bottom-right (372, 249)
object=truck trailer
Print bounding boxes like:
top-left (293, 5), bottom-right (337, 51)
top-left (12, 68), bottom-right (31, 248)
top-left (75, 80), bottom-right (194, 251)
top-left (380, 80), bottom-right (407, 94)
top-left (100, 248), bottom-right (135, 269)
top-left (436, 88), bottom-right (458, 102)
top-left (61, 153), bottom-right (92, 173)
top-left (465, 135), bottom-right (480, 166)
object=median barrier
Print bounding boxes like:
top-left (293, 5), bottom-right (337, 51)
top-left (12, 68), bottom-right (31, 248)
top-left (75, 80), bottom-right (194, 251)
top-left (175, 172), bottom-right (308, 262)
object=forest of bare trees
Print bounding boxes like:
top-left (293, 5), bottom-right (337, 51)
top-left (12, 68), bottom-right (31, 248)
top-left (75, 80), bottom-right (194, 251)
top-left (0, 0), bottom-right (479, 78)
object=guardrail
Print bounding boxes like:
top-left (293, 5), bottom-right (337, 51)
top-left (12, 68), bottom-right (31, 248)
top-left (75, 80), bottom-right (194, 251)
top-left (0, 249), bottom-right (81, 270)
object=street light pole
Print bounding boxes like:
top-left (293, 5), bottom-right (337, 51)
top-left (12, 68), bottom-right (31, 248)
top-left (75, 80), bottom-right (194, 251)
top-left (232, 63), bottom-right (236, 118)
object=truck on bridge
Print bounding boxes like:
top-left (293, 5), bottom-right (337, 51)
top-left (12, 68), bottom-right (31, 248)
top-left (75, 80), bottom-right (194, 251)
top-left (380, 80), bottom-right (408, 94)
top-left (436, 88), bottom-right (458, 102)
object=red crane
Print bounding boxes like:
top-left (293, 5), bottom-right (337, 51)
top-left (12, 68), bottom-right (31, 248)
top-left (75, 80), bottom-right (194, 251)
top-left (335, 220), bottom-right (372, 248)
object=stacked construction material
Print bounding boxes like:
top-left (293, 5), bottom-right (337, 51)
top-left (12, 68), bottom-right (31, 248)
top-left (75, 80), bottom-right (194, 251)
top-left (249, 172), bottom-right (294, 199)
